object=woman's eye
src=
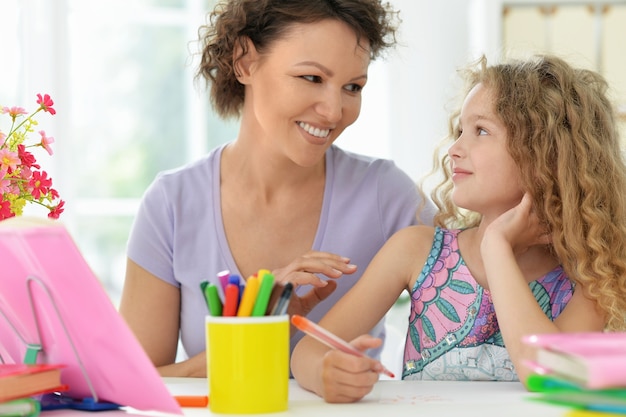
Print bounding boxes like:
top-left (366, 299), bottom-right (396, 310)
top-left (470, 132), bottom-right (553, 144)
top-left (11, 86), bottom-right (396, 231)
top-left (478, 127), bottom-right (488, 136)
top-left (344, 83), bottom-right (363, 93)
top-left (301, 75), bottom-right (322, 83)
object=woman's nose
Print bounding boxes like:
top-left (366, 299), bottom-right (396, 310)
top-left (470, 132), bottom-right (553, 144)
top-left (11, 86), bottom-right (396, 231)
top-left (316, 88), bottom-right (343, 123)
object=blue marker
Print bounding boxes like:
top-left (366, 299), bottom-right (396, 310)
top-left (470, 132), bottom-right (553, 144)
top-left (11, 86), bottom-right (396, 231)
top-left (228, 274), bottom-right (244, 304)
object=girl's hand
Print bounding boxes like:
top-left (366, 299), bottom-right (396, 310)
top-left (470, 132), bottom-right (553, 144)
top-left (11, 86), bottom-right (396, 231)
top-left (482, 193), bottom-right (551, 255)
top-left (317, 334), bottom-right (383, 403)
top-left (271, 251), bottom-right (357, 317)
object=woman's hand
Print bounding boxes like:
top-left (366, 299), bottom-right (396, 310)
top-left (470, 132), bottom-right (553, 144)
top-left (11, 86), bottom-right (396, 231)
top-left (271, 251), bottom-right (356, 317)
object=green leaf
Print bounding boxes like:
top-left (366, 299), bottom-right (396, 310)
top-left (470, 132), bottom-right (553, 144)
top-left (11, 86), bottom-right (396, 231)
top-left (421, 315), bottom-right (436, 342)
top-left (435, 298), bottom-right (461, 323)
top-left (448, 279), bottom-right (475, 295)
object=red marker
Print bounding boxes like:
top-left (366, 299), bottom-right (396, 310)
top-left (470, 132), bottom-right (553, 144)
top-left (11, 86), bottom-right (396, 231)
top-left (291, 314), bottom-right (395, 378)
top-left (222, 283), bottom-right (240, 316)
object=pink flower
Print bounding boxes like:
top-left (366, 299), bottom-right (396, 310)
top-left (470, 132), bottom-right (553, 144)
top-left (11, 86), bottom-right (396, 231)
top-left (0, 200), bottom-right (14, 220)
top-left (0, 148), bottom-right (20, 172)
top-left (17, 144), bottom-right (40, 169)
top-left (38, 131), bottom-right (55, 155)
top-left (1, 94), bottom-right (63, 219)
top-left (1, 106), bottom-right (28, 118)
top-left (36, 93), bottom-right (56, 115)
top-left (48, 200), bottom-right (65, 219)
top-left (19, 165), bottom-right (33, 180)
top-left (0, 169), bottom-right (10, 194)
top-left (28, 170), bottom-right (52, 199)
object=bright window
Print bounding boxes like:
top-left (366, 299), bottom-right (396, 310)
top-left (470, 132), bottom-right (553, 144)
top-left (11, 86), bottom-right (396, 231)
top-left (2, 0), bottom-right (238, 304)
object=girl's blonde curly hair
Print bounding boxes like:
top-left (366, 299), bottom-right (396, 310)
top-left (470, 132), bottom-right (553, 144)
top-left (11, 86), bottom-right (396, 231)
top-left (426, 54), bottom-right (626, 330)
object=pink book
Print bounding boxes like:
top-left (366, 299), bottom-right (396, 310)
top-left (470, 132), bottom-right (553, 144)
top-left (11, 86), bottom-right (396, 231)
top-left (523, 332), bottom-right (626, 389)
top-left (0, 217), bottom-right (182, 414)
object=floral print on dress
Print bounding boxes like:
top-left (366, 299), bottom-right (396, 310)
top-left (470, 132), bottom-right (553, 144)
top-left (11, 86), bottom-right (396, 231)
top-left (403, 227), bottom-right (574, 380)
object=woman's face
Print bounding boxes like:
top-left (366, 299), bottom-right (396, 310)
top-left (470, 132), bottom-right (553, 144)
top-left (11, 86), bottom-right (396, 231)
top-left (238, 19), bottom-right (370, 167)
top-left (447, 83), bottom-right (524, 218)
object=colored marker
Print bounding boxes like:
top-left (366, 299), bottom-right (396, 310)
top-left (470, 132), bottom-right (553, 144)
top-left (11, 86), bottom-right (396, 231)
top-left (291, 314), bottom-right (395, 378)
top-left (174, 395), bottom-right (208, 407)
top-left (227, 274), bottom-right (243, 304)
top-left (252, 272), bottom-right (275, 316)
top-left (222, 283), bottom-right (240, 316)
top-left (271, 282), bottom-right (293, 315)
top-left (237, 275), bottom-right (260, 316)
top-left (202, 282), bottom-right (223, 316)
top-left (217, 270), bottom-right (230, 293)
top-left (0, 398), bottom-right (40, 417)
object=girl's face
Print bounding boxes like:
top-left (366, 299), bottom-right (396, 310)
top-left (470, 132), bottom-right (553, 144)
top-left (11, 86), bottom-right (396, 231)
top-left (239, 19), bottom-right (370, 167)
top-left (447, 83), bottom-right (524, 219)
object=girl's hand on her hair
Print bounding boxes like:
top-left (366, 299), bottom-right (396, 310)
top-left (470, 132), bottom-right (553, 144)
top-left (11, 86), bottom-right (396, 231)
top-left (482, 193), bottom-right (551, 256)
top-left (271, 251), bottom-right (357, 317)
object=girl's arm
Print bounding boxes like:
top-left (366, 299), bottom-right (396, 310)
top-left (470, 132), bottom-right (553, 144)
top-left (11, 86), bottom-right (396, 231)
top-left (481, 194), bottom-right (605, 386)
top-left (291, 226), bottom-right (434, 403)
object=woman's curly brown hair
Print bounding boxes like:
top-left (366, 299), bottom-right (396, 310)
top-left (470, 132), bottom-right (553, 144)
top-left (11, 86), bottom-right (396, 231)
top-left (195, 0), bottom-right (399, 119)
top-left (427, 54), bottom-right (626, 330)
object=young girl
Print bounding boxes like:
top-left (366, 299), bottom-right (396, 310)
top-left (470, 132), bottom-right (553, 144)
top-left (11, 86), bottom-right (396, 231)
top-left (291, 54), bottom-right (626, 403)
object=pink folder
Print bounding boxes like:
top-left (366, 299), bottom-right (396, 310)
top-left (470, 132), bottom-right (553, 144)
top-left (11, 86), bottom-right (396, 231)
top-left (0, 217), bottom-right (182, 414)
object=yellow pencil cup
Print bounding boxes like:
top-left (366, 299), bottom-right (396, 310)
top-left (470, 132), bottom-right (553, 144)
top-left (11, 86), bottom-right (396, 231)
top-left (205, 315), bottom-right (289, 414)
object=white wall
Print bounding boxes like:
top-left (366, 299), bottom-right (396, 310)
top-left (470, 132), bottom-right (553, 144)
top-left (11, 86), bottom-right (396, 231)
top-left (340, 0), bottom-right (473, 186)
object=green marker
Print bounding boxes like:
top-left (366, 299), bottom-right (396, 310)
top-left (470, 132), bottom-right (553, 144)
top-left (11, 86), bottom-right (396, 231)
top-left (251, 272), bottom-right (275, 316)
top-left (201, 281), bottom-right (223, 316)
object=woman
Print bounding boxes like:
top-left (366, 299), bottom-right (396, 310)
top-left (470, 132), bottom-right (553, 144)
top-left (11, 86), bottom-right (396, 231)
top-left (119, 0), bottom-right (434, 377)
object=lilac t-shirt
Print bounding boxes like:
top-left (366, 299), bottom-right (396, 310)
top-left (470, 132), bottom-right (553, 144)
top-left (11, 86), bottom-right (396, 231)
top-left (126, 144), bottom-right (434, 360)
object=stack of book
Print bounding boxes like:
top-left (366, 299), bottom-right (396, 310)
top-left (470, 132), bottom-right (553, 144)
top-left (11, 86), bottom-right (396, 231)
top-left (523, 332), bottom-right (626, 416)
top-left (0, 364), bottom-right (67, 417)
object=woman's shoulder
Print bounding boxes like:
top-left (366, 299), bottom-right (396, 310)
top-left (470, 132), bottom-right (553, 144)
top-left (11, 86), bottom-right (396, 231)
top-left (329, 145), bottom-right (411, 180)
top-left (152, 146), bottom-right (223, 187)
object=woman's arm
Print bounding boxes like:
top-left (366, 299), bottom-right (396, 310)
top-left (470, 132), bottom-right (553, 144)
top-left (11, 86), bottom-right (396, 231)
top-left (119, 259), bottom-right (206, 377)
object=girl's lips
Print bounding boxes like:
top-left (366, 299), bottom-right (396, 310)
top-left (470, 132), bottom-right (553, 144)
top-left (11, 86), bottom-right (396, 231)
top-left (451, 169), bottom-right (471, 181)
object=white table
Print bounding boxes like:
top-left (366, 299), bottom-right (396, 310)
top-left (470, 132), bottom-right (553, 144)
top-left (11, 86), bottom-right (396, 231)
top-left (162, 377), bottom-right (569, 417)
top-left (40, 377), bottom-right (570, 416)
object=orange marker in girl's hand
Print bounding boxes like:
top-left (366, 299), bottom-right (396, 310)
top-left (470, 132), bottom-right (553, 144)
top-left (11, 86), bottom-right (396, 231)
top-left (291, 315), bottom-right (395, 378)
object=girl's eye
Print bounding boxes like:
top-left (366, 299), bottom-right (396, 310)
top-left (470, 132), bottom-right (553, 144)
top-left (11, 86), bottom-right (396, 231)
top-left (301, 75), bottom-right (322, 83)
top-left (344, 83), bottom-right (363, 93)
top-left (478, 127), bottom-right (488, 136)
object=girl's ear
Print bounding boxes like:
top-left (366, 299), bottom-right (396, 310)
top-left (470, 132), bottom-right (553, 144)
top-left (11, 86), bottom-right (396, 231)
top-left (233, 37), bottom-right (259, 85)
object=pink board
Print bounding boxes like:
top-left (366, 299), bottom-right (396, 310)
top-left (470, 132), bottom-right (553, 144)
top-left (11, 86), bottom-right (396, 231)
top-left (0, 217), bottom-right (182, 414)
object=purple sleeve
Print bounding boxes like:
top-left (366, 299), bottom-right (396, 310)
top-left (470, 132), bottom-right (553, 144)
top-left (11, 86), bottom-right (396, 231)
top-left (126, 173), bottom-right (178, 286)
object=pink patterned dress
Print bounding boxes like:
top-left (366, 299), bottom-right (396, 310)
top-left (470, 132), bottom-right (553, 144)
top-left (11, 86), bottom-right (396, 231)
top-left (403, 228), bottom-right (574, 381)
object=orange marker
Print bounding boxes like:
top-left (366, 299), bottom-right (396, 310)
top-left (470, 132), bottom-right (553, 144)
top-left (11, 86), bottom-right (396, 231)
top-left (174, 395), bottom-right (208, 407)
top-left (291, 314), bottom-right (395, 378)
